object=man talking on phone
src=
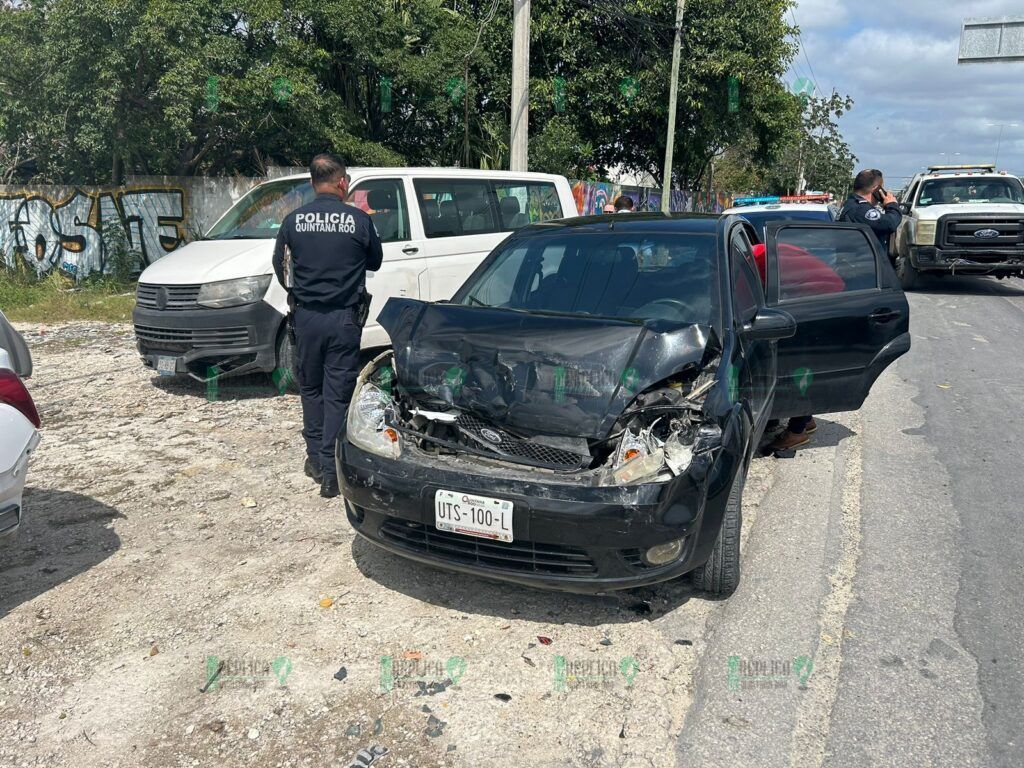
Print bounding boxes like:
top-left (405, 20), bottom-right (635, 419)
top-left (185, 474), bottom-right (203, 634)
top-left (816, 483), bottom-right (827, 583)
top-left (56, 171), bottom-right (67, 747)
top-left (838, 168), bottom-right (902, 249)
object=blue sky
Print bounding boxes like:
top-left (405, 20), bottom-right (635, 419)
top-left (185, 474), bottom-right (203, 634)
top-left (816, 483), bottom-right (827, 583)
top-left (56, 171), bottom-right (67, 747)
top-left (789, 0), bottom-right (1024, 189)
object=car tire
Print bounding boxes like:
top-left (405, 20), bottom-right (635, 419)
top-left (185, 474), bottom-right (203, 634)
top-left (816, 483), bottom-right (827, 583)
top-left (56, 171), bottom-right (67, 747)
top-left (692, 471), bottom-right (743, 597)
top-left (273, 322), bottom-right (300, 394)
top-left (896, 249), bottom-right (919, 291)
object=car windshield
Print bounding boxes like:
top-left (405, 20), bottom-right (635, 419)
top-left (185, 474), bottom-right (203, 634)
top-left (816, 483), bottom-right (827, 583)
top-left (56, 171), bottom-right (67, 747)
top-left (738, 209), bottom-right (833, 241)
top-left (206, 179), bottom-right (315, 239)
top-left (918, 178), bottom-right (1024, 207)
top-left (455, 230), bottom-right (719, 326)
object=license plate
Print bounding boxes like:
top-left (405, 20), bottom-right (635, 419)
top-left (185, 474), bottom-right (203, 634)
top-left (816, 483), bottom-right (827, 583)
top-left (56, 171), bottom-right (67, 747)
top-left (156, 356), bottom-right (177, 376)
top-left (434, 489), bottom-right (514, 543)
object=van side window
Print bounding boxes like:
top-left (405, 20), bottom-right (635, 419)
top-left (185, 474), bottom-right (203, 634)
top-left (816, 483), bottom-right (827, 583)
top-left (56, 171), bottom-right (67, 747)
top-left (493, 182), bottom-right (563, 229)
top-left (345, 179), bottom-right (410, 243)
top-left (414, 179), bottom-right (498, 238)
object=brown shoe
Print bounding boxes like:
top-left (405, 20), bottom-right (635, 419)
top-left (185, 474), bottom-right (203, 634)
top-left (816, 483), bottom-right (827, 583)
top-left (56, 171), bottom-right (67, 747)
top-left (804, 418), bottom-right (818, 435)
top-left (768, 429), bottom-right (811, 452)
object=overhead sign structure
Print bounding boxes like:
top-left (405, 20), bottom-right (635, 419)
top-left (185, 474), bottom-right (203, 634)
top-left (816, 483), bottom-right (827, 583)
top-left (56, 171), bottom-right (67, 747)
top-left (959, 16), bottom-right (1024, 63)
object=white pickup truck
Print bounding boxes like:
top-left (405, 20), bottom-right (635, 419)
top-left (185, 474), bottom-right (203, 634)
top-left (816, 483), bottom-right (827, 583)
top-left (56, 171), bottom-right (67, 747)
top-left (892, 164), bottom-right (1024, 289)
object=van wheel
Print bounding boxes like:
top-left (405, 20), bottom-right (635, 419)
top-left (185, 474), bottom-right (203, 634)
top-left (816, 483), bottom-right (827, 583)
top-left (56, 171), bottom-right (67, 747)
top-left (272, 323), bottom-right (300, 394)
top-left (896, 249), bottom-right (919, 290)
top-left (692, 472), bottom-right (743, 597)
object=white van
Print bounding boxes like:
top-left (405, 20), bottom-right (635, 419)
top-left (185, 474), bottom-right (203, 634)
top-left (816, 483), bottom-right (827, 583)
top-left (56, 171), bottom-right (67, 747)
top-left (133, 168), bottom-right (577, 382)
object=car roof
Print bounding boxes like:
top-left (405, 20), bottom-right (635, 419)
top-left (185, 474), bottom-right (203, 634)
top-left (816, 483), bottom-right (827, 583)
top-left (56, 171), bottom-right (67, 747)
top-left (523, 212), bottom-right (721, 234)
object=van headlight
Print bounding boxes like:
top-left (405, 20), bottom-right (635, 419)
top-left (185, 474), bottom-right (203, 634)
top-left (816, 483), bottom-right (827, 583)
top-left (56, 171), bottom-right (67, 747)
top-left (196, 275), bottom-right (272, 308)
top-left (915, 221), bottom-right (937, 246)
top-left (347, 380), bottom-right (401, 459)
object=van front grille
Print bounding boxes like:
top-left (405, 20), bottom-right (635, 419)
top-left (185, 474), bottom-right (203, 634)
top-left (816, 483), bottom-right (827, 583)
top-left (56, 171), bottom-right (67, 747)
top-left (136, 283), bottom-right (202, 311)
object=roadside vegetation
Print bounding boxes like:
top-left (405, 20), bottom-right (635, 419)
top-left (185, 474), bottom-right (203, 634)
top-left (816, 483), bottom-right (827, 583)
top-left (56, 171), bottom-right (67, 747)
top-left (1, 238), bottom-right (138, 323)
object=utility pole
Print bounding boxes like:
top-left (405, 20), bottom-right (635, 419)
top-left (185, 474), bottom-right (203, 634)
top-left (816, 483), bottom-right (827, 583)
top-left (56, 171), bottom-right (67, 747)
top-left (661, 0), bottom-right (686, 213)
top-left (510, 0), bottom-right (531, 171)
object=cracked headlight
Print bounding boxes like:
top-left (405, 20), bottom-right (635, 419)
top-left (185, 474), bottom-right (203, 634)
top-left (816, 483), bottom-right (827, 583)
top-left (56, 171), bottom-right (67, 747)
top-left (915, 221), bottom-right (937, 246)
top-left (196, 275), bottom-right (272, 308)
top-left (611, 430), bottom-right (666, 485)
top-left (347, 379), bottom-right (401, 459)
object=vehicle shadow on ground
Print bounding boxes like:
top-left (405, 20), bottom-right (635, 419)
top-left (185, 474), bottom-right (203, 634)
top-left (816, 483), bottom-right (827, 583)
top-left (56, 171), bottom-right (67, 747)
top-left (758, 418), bottom-right (855, 456)
top-left (0, 489), bottom-right (123, 620)
top-left (150, 372), bottom-right (293, 402)
top-left (913, 274), bottom-right (1024, 297)
top-left (351, 536), bottom-right (698, 627)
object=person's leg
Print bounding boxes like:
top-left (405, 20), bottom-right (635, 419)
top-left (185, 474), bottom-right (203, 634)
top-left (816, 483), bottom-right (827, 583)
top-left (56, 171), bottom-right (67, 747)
top-left (294, 307), bottom-right (326, 467)
top-left (768, 414), bottom-right (815, 451)
top-left (788, 415), bottom-right (813, 434)
top-left (319, 308), bottom-right (363, 481)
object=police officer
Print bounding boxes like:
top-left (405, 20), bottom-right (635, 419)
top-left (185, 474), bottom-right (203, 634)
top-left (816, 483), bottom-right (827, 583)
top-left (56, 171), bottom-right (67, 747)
top-left (273, 154), bottom-right (383, 498)
top-left (838, 168), bottom-right (902, 250)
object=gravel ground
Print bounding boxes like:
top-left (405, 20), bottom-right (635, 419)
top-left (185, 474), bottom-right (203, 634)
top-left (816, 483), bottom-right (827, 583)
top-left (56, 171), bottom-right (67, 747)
top-left (0, 322), bottom-right (775, 768)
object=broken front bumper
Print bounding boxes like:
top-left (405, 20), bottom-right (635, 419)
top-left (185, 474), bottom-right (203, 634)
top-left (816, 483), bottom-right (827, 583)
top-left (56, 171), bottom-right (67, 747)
top-left (338, 438), bottom-right (739, 593)
top-left (133, 301), bottom-right (284, 381)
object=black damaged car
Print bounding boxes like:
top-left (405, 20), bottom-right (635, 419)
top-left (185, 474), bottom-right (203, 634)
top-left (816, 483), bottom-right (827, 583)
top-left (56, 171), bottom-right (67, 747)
top-left (338, 214), bottom-right (909, 596)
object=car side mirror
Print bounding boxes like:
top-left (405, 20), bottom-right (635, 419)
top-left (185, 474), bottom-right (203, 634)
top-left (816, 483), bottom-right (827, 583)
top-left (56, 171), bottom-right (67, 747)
top-left (898, 202), bottom-right (912, 215)
top-left (742, 307), bottom-right (797, 341)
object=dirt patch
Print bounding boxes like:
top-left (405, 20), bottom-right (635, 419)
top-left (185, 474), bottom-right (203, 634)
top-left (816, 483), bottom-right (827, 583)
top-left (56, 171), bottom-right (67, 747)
top-left (0, 321), bottom-right (774, 768)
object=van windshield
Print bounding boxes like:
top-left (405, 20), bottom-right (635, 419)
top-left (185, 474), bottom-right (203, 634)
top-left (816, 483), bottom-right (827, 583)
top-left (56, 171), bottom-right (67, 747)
top-left (206, 179), bottom-right (315, 239)
top-left (917, 177), bottom-right (1024, 207)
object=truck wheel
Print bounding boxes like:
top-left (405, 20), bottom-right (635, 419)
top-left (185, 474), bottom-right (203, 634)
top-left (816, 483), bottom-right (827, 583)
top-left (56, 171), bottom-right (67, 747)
top-left (692, 471), bottom-right (743, 597)
top-left (272, 324), bottom-right (300, 394)
top-left (896, 250), bottom-right (919, 290)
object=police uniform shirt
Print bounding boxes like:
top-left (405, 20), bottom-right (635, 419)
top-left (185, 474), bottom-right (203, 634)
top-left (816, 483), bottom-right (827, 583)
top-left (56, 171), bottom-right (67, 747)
top-left (838, 194), bottom-right (902, 248)
top-left (272, 193), bottom-right (384, 309)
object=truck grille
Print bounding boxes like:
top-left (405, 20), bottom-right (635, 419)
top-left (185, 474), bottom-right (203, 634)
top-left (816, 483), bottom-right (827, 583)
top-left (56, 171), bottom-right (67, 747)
top-left (136, 283), bottom-right (202, 311)
top-left (379, 519), bottom-right (597, 576)
top-left (134, 325), bottom-right (250, 352)
top-left (454, 414), bottom-right (589, 471)
top-left (941, 218), bottom-right (1023, 249)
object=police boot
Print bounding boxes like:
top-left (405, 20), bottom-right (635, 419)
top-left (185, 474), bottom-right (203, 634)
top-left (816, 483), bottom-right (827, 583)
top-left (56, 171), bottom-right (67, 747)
top-left (320, 476), bottom-right (340, 499)
top-left (304, 457), bottom-right (323, 483)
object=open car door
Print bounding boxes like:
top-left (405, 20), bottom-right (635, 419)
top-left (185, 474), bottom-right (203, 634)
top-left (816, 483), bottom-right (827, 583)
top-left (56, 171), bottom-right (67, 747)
top-left (763, 222), bottom-right (910, 420)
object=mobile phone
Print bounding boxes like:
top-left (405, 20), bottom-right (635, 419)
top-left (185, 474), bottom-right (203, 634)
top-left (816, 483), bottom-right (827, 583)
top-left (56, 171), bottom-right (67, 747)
top-left (873, 186), bottom-right (887, 204)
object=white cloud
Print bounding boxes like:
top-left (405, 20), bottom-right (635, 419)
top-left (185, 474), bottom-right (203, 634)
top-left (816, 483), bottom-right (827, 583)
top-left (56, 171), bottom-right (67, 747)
top-left (789, 0), bottom-right (1024, 184)
top-left (792, 0), bottom-right (850, 30)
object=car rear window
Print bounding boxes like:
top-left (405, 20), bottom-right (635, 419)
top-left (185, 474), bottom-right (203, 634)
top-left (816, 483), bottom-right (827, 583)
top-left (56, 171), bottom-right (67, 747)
top-left (414, 178), bottom-right (563, 238)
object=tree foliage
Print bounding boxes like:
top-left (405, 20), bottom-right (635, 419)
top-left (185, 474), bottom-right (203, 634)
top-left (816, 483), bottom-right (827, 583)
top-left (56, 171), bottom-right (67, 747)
top-left (0, 0), bottom-right (828, 187)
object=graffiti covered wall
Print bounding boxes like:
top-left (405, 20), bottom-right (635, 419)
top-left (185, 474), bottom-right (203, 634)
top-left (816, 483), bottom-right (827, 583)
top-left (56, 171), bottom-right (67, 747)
top-left (0, 186), bottom-right (188, 278)
top-left (0, 173), bottom-right (735, 281)
top-left (571, 180), bottom-right (734, 216)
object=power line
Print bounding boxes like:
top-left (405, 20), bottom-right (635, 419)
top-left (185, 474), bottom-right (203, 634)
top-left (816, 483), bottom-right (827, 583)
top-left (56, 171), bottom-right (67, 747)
top-left (789, 8), bottom-right (822, 97)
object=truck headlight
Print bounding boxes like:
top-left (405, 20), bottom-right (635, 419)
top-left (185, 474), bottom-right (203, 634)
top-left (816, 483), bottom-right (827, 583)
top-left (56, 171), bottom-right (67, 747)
top-left (196, 275), bottom-right (272, 308)
top-left (347, 379), bottom-right (401, 459)
top-left (915, 221), bottom-right (937, 246)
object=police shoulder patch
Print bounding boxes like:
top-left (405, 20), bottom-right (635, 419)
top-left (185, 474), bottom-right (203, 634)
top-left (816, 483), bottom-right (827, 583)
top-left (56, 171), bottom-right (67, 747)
top-left (865, 208), bottom-right (881, 221)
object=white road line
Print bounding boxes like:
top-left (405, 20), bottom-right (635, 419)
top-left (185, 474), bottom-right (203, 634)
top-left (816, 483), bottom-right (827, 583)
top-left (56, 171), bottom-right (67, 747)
top-left (788, 411), bottom-right (863, 768)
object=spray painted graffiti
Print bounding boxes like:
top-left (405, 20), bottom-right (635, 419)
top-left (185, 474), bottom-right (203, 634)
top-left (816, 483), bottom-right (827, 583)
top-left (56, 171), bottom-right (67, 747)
top-left (571, 181), bottom-right (733, 216)
top-left (0, 187), bottom-right (186, 279)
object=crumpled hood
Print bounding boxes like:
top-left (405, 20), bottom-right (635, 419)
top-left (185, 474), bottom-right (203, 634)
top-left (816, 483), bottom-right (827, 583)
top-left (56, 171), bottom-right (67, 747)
top-left (378, 298), bottom-right (714, 440)
top-left (137, 239), bottom-right (273, 285)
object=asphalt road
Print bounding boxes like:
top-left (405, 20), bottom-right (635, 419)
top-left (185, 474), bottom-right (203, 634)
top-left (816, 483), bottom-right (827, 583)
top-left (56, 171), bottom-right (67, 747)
top-left (673, 273), bottom-right (1024, 768)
